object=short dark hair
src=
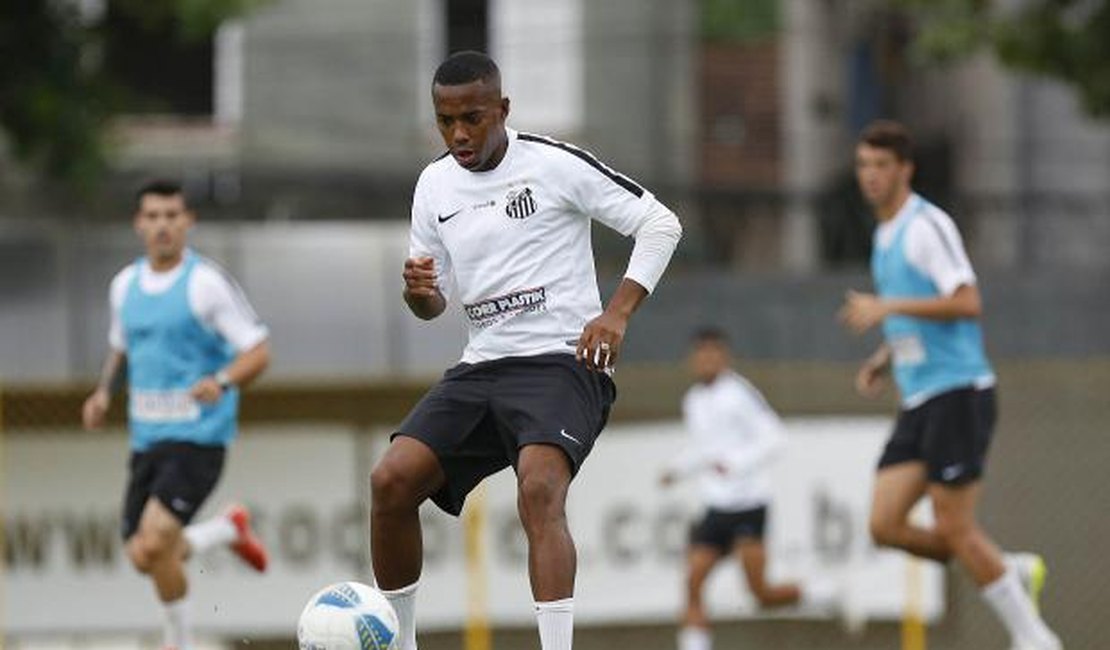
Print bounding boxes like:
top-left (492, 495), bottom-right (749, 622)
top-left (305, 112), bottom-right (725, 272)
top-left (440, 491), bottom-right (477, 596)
top-left (136, 179), bottom-right (185, 208)
top-left (859, 119), bottom-right (914, 162)
top-left (692, 326), bottom-right (729, 346)
top-left (433, 51), bottom-right (501, 88)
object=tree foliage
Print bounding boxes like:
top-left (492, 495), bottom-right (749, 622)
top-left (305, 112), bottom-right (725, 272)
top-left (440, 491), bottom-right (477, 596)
top-left (895, 0), bottom-right (1110, 116)
top-left (701, 0), bottom-right (780, 44)
top-left (0, 0), bottom-right (265, 187)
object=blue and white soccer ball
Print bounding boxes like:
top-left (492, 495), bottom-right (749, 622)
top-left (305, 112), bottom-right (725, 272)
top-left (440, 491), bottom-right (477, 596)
top-left (297, 581), bottom-right (400, 650)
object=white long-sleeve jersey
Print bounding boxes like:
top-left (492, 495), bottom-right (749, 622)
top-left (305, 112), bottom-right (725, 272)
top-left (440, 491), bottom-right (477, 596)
top-left (669, 369), bottom-right (786, 511)
top-left (410, 128), bottom-right (682, 364)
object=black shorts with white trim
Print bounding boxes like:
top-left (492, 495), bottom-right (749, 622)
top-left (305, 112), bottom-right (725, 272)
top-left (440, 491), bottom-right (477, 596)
top-left (394, 353), bottom-right (616, 516)
top-left (878, 386), bottom-right (996, 485)
top-left (121, 441), bottom-right (225, 540)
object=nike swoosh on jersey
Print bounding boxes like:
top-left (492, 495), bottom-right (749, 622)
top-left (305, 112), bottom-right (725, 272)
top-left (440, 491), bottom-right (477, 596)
top-left (437, 208), bottom-right (464, 223)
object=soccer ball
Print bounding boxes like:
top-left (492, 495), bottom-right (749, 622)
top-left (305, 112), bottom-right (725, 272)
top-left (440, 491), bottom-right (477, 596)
top-left (297, 581), bottom-right (400, 650)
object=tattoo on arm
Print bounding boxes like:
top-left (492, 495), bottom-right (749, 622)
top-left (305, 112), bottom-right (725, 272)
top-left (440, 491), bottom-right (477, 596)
top-left (98, 352), bottom-right (127, 395)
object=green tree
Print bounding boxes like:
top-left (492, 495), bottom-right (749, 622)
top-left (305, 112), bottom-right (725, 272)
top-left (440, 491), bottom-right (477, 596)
top-left (895, 0), bottom-right (1110, 116)
top-left (701, 0), bottom-right (780, 43)
top-left (0, 0), bottom-right (265, 187)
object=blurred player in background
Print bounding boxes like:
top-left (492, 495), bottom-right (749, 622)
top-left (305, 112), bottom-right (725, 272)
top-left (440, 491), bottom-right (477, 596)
top-left (370, 51), bottom-right (681, 650)
top-left (82, 180), bottom-right (271, 650)
top-left (840, 120), bottom-right (1062, 650)
top-left (660, 328), bottom-right (839, 650)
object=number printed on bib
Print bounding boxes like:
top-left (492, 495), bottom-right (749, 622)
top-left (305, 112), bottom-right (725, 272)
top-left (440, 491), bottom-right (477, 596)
top-left (131, 390), bottom-right (201, 423)
top-left (890, 334), bottom-right (927, 366)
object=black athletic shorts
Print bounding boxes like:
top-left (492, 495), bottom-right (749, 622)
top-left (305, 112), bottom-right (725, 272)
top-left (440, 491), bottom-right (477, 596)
top-left (690, 506), bottom-right (768, 552)
top-left (121, 441), bottom-right (226, 540)
top-left (878, 386), bottom-right (996, 485)
top-left (394, 353), bottom-right (617, 516)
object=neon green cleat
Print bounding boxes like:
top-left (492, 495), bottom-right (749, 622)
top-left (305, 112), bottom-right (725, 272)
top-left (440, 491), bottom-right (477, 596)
top-left (1008, 552), bottom-right (1048, 612)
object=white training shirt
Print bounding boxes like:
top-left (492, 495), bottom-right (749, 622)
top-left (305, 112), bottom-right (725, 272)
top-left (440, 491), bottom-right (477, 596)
top-left (410, 128), bottom-right (682, 363)
top-left (669, 370), bottom-right (786, 512)
top-left (875, 193), bottom-right (977, 297)
top-left (108, 252), bottom-right (269, 353)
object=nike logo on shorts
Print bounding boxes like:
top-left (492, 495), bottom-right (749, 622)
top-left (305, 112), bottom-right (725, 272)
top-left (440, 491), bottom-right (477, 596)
top-left (171, 497), bottom-right (192, 512)
top-left (560, 429), bottom-right (582, 446)
top-left (438, 208), bottom-right (464, 223)
top-left (941, 464), bottom-right (964, 481)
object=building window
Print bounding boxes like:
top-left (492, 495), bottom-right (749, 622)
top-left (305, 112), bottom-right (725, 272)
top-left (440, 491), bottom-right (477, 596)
top-left (421, 0), bottom-right (582, 135)
top-left (446, 0), bottom-right (489, 54)
top-left (102, 5), bottom-right (214, 116)
top-left (98, 3), bottom-right (242, 126)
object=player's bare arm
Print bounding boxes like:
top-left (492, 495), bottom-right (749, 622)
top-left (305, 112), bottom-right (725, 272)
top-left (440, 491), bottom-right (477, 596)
top-left (575, 277), bottom-right (648, 370)
top-left (855, 343), bottom-right (892, 399)
top-left (839, 284), bottom-right (981, 334)
top-left (82, 349), bottom-right (127, 430)
top-left (402, 256), bottom-right (446, 320)
top-left (190, 340), bottom-right (271, 403)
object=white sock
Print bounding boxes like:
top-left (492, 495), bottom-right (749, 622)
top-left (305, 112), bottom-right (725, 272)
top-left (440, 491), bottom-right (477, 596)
top-left (183, 515), bottom-right (237, 555)
top-left (381, 582), bottom-right (419, 650)
top-left (535, 597), bottom-right (574, 650)
top-left (981, 568), bottom-right (1061, 649)
top-left (678, 625), bottom-right (712, 650)
top-left (162, 597), bottom-right (192, 650)
top-left (802, 577), bottom-right (839, 610)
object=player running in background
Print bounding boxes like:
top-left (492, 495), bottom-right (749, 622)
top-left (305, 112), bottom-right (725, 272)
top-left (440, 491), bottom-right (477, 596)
top-left (370, 51), bottom-right (681, 650)
top-left (661, 328), bottom-right (839, 650)
top-left (82, 179), bottom-right (271, 650)
top-left (839, 120), bottom-right (1062, 650)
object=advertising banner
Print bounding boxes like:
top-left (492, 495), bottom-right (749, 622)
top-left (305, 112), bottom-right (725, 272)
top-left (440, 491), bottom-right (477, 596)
top-left (2, 417), bottom-right (942, 635)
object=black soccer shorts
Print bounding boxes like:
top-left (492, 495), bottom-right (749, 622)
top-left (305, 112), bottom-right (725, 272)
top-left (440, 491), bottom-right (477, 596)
top-left (689, 505), bottom-right (769, 553)
top-left (121, 441), bottom-right (225, 540)
top-left (877, 386), bottom-right (997, 485)
top-left (394, 353), bottom-right (616, 516)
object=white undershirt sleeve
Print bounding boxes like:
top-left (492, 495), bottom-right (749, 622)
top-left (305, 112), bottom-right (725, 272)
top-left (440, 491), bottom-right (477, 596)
top-left (107, 266), bottom-right (135, 351)
top-left (622, 201), bottom-right (683, 294)
top-left (906, 211), bottom-right (977, 296)
top-left (190, 266), bottom-right (269, 352)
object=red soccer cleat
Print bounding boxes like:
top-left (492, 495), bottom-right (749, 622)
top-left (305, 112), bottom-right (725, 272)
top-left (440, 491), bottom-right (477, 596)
top-left (225, 504), bottom-right (269, 572)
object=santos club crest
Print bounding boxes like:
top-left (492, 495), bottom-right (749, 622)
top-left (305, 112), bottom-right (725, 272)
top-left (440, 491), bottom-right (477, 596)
top-left (505, 187), bottom-right (537, 219)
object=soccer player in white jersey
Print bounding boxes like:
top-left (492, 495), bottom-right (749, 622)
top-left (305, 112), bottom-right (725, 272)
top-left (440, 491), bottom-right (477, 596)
top-left (661, 328), bottom-right (838, 650)
top-left (839, 121), bottom-right (1062, 650)
top-left (81, 180), bottom-right (271, 650)
top-left (369, 51), bottom-right (682, 650)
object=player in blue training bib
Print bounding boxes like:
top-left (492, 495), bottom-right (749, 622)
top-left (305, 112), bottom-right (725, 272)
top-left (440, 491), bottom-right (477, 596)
top-left (839, 121), bottom-right (1061, 650)
top-left (122, 250), bottom-right (239, 451)
top-left (82, 179), bottom-right (272, 650)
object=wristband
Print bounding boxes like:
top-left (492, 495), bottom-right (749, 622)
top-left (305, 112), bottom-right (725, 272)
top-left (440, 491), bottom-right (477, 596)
top-left (215, 370), bottom-right (234, 392)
